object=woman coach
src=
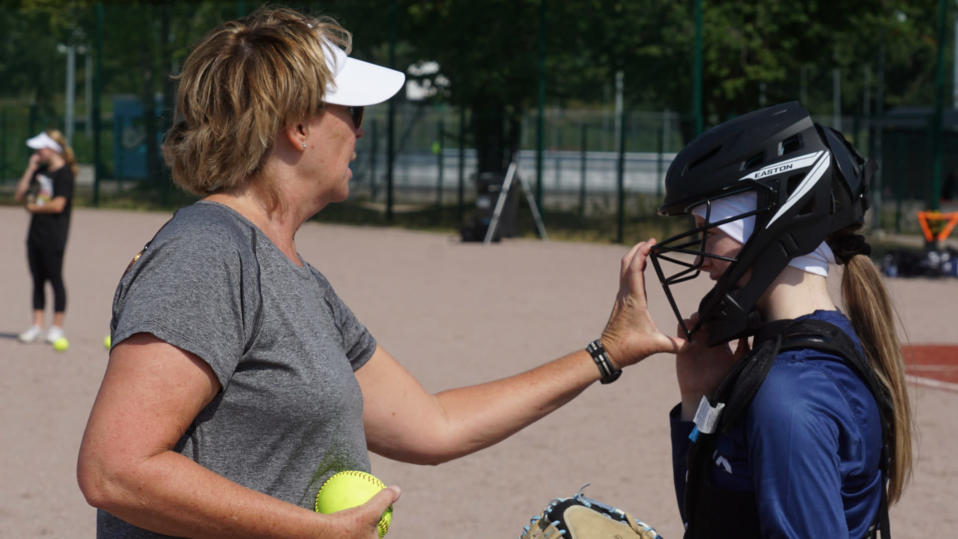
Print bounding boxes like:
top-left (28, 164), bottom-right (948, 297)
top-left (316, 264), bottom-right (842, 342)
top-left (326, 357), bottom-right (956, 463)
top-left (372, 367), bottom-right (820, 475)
top-left (76, 7), bottom-right (681, 538)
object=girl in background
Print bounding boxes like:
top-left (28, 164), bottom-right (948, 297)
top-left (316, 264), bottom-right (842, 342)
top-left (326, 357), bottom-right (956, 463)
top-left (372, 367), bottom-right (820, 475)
top-left (15, 129), bottom-right (77, 345)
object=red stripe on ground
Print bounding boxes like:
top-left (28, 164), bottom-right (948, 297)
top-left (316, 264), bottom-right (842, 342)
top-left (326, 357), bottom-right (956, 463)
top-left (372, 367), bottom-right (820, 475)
top-left (902, 345), bottom-right (958, 387)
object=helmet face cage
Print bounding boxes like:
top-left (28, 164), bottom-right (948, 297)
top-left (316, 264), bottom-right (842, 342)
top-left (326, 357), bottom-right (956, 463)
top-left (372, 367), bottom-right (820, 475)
top-left (649, 195), bottom-right (766, 340)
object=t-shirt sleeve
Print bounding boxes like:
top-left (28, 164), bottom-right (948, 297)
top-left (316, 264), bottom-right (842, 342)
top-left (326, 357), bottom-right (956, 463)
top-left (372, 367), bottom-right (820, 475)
top-left (746, 361), bottom-right (847, 538)
top-left (317, 273), bottom-right (377, 370)
top-left (111, 226), bottom-right (252, 388)
top-left (52, 168), bottom-right (74, 200)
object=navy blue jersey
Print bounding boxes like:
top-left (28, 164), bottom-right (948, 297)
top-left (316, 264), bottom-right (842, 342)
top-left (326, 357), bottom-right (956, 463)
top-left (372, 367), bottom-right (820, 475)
top-left (671, 310), bottom-right (884, 538)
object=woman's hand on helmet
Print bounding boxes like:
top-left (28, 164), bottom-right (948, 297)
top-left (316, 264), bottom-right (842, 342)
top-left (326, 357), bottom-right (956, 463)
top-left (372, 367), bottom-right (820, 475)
top-left (675, 313), bottom-right (749, 420)
top-left (600, 239), bottom-right (685, 369)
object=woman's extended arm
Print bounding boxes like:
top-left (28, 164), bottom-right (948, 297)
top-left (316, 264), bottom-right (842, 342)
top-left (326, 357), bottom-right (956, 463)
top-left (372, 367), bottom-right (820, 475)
top-left (359, 240), bottom-right (683, 464)
top-left (77, 333), bottom-right (397, 538)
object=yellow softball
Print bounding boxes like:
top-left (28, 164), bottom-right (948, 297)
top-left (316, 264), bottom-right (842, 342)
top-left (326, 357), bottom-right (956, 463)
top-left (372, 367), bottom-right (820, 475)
top-left (315, 470), bottom-right (392, 537)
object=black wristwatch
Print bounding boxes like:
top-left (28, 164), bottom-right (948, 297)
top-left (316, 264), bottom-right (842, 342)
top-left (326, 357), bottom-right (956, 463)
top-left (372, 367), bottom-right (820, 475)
top-left (586, 339), bottom-right (622, 384)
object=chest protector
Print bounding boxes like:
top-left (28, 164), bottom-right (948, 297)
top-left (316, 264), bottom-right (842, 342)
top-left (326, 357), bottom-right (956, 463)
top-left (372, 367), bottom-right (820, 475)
top-left (682, 319), bottom-right (894, 539)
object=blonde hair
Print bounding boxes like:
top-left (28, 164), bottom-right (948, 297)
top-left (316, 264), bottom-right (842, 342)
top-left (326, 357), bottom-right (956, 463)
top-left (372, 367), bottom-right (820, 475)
top-left (162, 7), bottom-right (350, 210)
top-left (840, 253), bottom-right (913, 503)
top-left (46, 129), bottom-right (78, 177)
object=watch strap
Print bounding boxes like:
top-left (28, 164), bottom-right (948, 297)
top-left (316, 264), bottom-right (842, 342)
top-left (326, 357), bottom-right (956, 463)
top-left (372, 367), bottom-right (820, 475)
top-left (586, 339), bottom-right (622, 384)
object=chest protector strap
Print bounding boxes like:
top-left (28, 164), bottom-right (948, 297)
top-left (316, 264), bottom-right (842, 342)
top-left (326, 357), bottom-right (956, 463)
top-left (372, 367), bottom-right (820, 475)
top-left (682, 319), bottom-right (894, 539)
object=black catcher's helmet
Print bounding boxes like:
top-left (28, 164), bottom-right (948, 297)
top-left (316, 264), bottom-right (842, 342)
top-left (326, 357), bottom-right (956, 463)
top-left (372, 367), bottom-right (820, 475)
top-left (649, 102), bottom-right (870, 345)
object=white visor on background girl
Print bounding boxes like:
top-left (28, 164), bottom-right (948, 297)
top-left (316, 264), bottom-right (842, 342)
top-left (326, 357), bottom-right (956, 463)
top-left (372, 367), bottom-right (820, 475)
top-left (320, 37), bottom-right (405, 107)
top-left (26, 132), bottom-right (63, 154)
top-left (692, 191), bottom-right (835, 277)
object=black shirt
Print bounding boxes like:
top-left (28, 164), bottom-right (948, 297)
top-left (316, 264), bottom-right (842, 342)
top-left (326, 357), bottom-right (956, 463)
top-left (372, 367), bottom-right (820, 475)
top-left (27, 165), bottom-right (74, 247)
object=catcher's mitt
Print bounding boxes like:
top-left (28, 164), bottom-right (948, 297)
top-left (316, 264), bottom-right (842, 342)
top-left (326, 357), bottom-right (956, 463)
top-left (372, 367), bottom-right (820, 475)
top-left (520, 485), bottom-right (663, 539)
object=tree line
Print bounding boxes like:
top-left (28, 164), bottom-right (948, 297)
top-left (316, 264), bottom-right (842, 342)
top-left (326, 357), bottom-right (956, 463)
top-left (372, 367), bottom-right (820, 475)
top-left (0, 0), bottom-right (946, 178)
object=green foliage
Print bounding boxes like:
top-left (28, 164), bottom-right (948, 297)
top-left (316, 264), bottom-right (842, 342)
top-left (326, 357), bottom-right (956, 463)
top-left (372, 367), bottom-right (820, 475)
top-left (0, 1), bottom-right (947, 115)
top-left (324, 0), bottom-right (948, 150)
top-left (0, 0), bottom-right (949, 178)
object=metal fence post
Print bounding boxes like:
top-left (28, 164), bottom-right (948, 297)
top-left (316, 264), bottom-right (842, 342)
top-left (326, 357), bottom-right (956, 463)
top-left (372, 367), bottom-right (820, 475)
top-left (692, 0), bottom-right (703, 136)
top-left (873, 46), bottom-right (885, 230)
top-left (579, 124), bottom-right (587, 217)
top-left (616, 112), bottom-right (627, 243)
top-left (386, 0), bottom-right (397, 222)
top-left (929, 0), bottom-right (948, 212)
top-left (28, 103), bottom-right (37, 139)
top-left (895, 136), bottom-right (904, 233)
top-left (436, 119), bottom-right (444, 207)
top-left (535, 0), bottom-right (546, 211)
top-left (368, 119), bottom-right (378, 201)
top-left (93, 2), bottom-right (103, 206)
top-left (553, 128), bottom-right (561, 189)
top-left (458, 107), bottom-right (465, 225)
top-left (657, 117), bottom-right (664, 199)
top-left (1, 109), bottom-right (6, 181)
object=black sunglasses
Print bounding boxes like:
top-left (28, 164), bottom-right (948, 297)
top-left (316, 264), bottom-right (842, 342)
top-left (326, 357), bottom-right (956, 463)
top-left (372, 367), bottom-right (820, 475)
top-left (348, 106), bottom-right (364, 129)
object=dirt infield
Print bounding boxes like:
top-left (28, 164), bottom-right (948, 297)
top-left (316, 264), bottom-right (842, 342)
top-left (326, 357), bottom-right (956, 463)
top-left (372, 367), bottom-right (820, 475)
top-left (1, 205), bottom-right (956, 538)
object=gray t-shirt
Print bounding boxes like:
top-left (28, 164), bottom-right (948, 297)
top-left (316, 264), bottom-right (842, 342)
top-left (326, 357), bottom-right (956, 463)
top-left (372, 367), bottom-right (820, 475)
top-left (98, 201), bottom-right (377, 537)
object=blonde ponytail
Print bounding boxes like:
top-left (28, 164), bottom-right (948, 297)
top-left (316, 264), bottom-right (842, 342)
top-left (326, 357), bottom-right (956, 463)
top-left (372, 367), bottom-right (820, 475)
top-left (46, 129), bottom-right (78, 177)
top-left (841, 254), bottom-right (913, 503)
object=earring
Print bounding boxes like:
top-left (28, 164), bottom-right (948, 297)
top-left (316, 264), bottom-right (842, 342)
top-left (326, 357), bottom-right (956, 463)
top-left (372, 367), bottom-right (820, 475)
top-left (302, 142), bottom-right (307, 150)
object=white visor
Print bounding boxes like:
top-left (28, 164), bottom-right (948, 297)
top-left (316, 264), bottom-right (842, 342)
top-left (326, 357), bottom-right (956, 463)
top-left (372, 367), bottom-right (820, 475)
top-left (321, 38), bottom-right (405, 107)
top-left (692, 192), bottom-right (835, 277)
top-left (26, 132), bottom-right (63, 154)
